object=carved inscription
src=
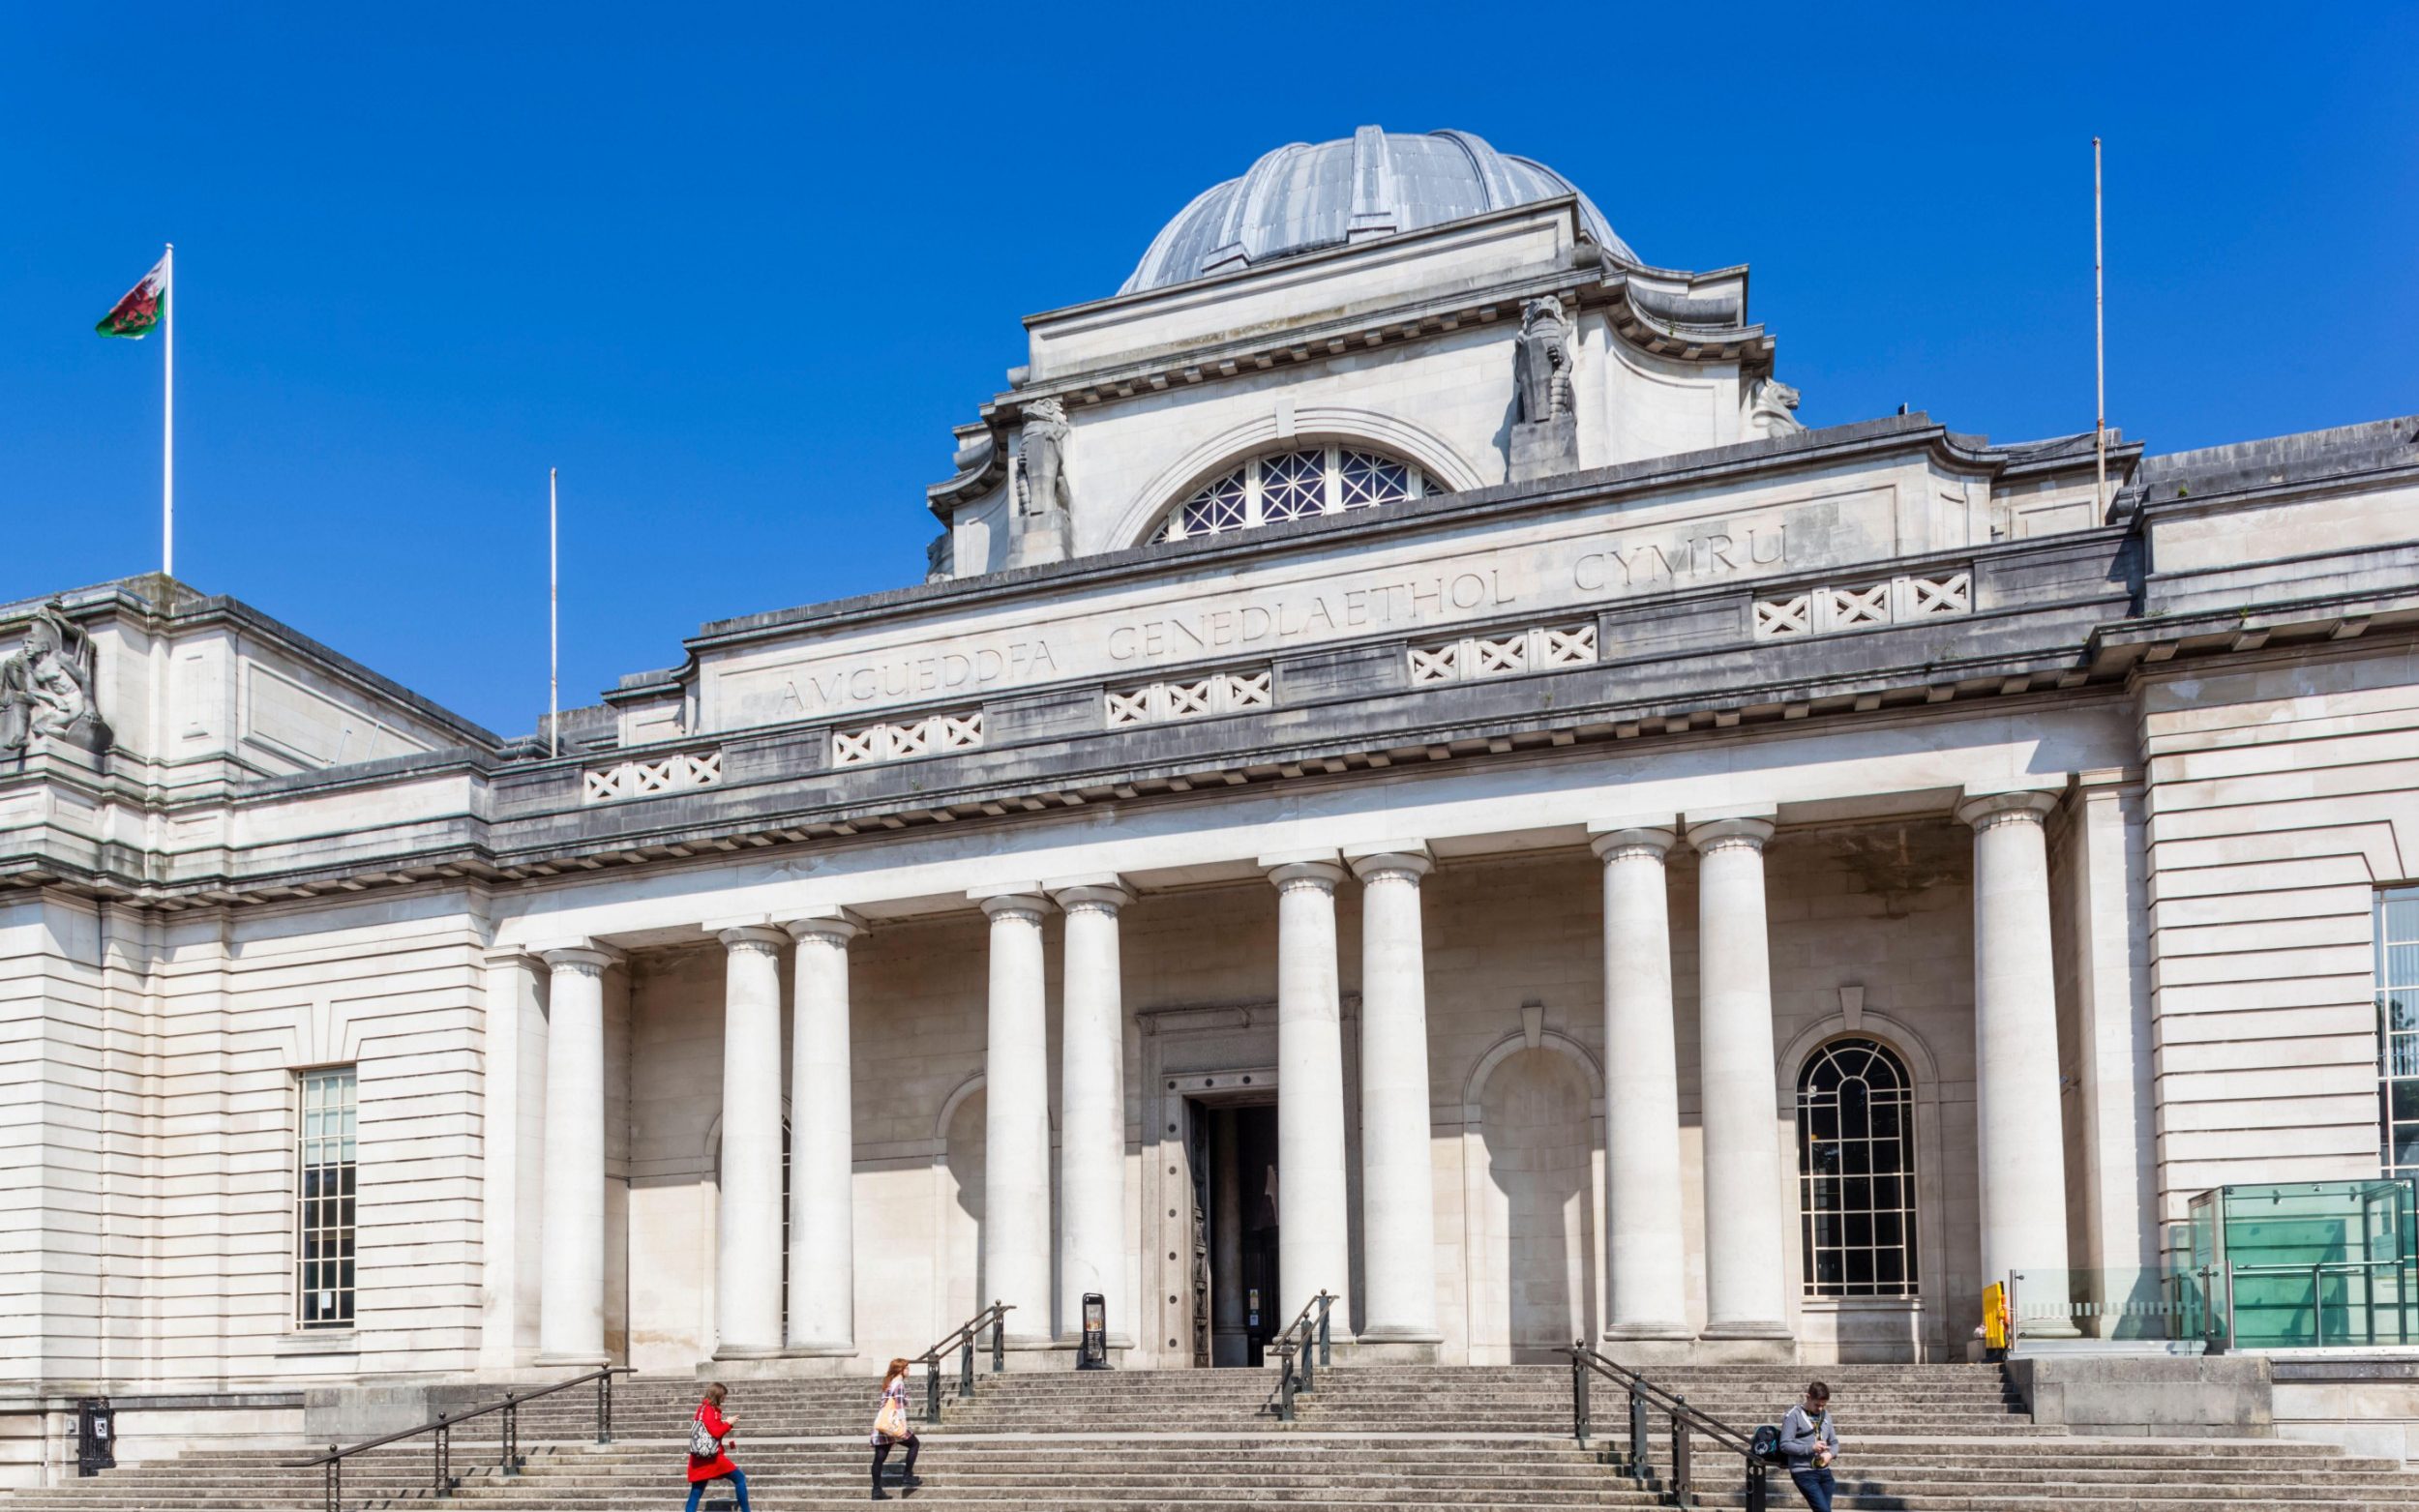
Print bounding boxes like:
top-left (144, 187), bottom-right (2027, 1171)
top-left (1112, 570), bottom-right (1513, 662)
top-left (1572, 523), bottom-right (1787, 592)
top-left (773, 639), bottom-right (1059, 715)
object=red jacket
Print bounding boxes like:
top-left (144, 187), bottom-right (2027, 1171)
top-left (687, 1402), bottom-right (735, 1482)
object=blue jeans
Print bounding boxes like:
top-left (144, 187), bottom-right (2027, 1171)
top-left (1788, 1465), bottom-right (1834, 1512)
top-left (684, 1467), bottom-right (749, 1512)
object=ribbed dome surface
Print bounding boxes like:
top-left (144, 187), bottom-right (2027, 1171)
top-left (1120, 127), bottom-right (1629, 295)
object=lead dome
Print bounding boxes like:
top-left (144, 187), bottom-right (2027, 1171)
top-left (1120, 126), bottom-right (1634, 294)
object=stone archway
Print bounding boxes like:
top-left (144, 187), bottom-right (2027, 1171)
top-left (1460, 1031), bottom-right (1604, 1363)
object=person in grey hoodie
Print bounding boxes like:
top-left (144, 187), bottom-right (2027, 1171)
top-left (1778, 1380), bottom-right (1839, 1512)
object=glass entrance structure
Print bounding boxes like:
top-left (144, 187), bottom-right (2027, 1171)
top-left (2186, 1179), bottom-right (2419, 1351)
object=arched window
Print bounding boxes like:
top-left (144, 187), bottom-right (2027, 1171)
top-left (1797, 1038), bottom-right (1918, 1297)
top-left (1160, 443), bottom-right (1426, 541)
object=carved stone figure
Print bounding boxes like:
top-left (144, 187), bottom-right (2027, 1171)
top-left (0, 602), bottom-right (110, 756)
top-left (1514, 296), bottom-right (1574, 425)
top-left (1018, 399), bottom-right (1072, 517)
top-left (1746, 376), bottom-right (1807, 439)
top-left (1508, 296), bottom-right (1580, 483)
top-left (924, 531), bottom-right (952, 583)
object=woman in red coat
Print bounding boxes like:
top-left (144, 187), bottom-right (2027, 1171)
top-left (684, 1383), bottom-right (751, 1512)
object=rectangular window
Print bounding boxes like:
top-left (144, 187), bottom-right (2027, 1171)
top-left (296, 1066), bottom-right (358, 1329)
top-left (2381, 888), bottom-right (2419, 1177)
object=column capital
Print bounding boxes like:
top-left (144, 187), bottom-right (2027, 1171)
top-left (1589, 816), bottom-right (1678, 860)
top-left (1956, 788), bottom-right (2060, 831)
top-left (1346, 846), bottom-right (1432, 884)
top-left (538, 942), bottom-right (623, 975)
top-left (975, 889), bottom-right (1053, 922)
top-left (1050, 878), bottom-right (1134, 914)
top-left (714, 924), bottom-right (792, 954)
top-left (784, 907), bottom-right (867, 947)
top-left (1684, 815), bottom-right (1775, 854)
top-left (1266, 859), bottom-right (1348, 893)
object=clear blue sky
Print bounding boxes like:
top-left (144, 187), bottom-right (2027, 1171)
top-left (5, 4), bottom-right (2413, 739)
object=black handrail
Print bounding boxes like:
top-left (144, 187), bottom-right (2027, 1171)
top-left (913, 1300), bottom-right (1013, 1424)
top-left (1565, 1344), bottom-right (1767, 1512)
top-left (284, 1365), bottom-right (629, 1512)
top-left (1271, 1290), bottom-right (1335, 1423)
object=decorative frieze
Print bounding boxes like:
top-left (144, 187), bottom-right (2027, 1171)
top-left (1408, 623), bottom-right (1597, 685)
top-left (831, 710), bottom-right (984, 766)
top-left (1105, 669), bottom-right (1273, 727)
top-left (582, 749), bottom-right (723, 803)
top-left (1752, 572), bottom-right (1971, 641)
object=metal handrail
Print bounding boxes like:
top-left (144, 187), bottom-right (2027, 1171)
top-left (914, 1300), bottom-right (1013, 1424)
top-left (1565, 1344), bottom-right (1768, 1512)
top-left (284, 1365), bottom-right (629, 1512)
top-left (1271, 1290), bottom-right (1335, 1423)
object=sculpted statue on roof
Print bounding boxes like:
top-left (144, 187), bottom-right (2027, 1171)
top-left (0, 602), bottom-right (110, 756)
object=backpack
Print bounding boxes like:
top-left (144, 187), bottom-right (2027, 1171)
top-left (1750, 1423), bottom-right (1785, 1465)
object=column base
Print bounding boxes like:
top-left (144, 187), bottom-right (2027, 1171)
top-left (533, 1351), bottom-right (610, 1370)
top-left (1692, 1323), bottom-right (1797, 1365)
top-left (1599, 1326), bottom-right (1697, 1366)
top-left (711, 1343), bottom-right (787, 1362)
top-left (1333, 1335), bottom-right (1440, 1365)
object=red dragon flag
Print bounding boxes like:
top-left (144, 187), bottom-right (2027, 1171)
top-left (96, 255), bottom-right (169, 338)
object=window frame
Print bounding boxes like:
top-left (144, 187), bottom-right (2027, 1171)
top-left (1161, 442), bottom-right (1425, 542)
top-left (294, 1064), bottom-right (359, 1331)
top-left (2377, 885), bottom-right (2419, 1177)
top-left (1796, 1036), bottom-right (1920, 1300)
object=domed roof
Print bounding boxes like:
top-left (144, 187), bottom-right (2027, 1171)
top-left (1120, 127), bottom-right (1631, 295)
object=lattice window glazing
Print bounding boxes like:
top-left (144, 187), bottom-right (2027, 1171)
top-left (2378, 888), bottom-right (2419, 1175)
top-left (296, 1067), bottom-right (358, 1329)
top-left (1162, 444), bottom-right (1426, 541)
top-left (582, 749), bottom-right (723, 803)
top-left (1104, 669), bottom-right (1273, 726)
top-left (1408, 623), bottom-right (1596, 684)
top-left (1799, 1038), bottom-right (1919, 1298)
top-left (830, 711), bottom-right (984, 766)
top-left (1751, 571), bottom-right (1974, 641)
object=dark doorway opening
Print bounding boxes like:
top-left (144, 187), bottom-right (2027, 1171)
top-left (1188, 1098), bottom-right (1279, 1366)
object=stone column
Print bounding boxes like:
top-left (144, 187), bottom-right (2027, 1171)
top-left (786, 909), bottom-right (865, 1357)
top-left (712, 927), bottom-right (789, 1358)
top-left (1589, 821), bottom-right (1693, 1346)
top-left (1685, 814), bottom-right (1791, 1347)
top-left (538, 944), bottom-right (618, 1364)
top-left (1265, 856), bottom-right (1354, 1336)
top-left (978, 891), bottom-right (1056, 1349)
top-left (1052, 879), bottom-right (1133, 1349)
top-left (1347, 846), bottom-right (1441, 1357)
top-left (1958, 789), bottom-right (2077, 1331)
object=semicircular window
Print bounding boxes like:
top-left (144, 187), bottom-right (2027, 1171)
top-left (1797, 1037), bottom-right (1919, 1298)
top-left (1161, 443), bottom-right (1427, 542)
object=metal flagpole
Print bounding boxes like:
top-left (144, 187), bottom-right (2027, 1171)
top-left (550, 467), bottom-right (559, 759)
top-left (2093, 138), bottom-right (2106, 519)
top-left (163, 242), bottom-right (175, 578)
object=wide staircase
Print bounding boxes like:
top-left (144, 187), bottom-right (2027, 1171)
top-left (11, 1362), bottom-right (2419, 1511)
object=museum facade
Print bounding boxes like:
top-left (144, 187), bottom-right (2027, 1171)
top-left (6, 128), bottom-right (2417, 1410)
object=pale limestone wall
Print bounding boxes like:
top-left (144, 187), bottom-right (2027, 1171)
top-left (2, 888), bottom-right (494, 1394)
top-left (2139, 648), bottom-right (2419, 1217)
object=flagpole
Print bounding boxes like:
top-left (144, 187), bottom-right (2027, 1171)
top-left (163, 242), bottom-right (175, 578)
top-left (2093, 139), bottom-right (2106, 519)
top-left (549, 467), bottom-right (559, 759)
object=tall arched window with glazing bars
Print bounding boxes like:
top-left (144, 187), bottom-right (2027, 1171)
top-left (1797, 1037), bottom-right (1919, 1297)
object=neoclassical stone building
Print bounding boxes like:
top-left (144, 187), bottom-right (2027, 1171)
top-left (6, 128), bottom-right (2417, 1422)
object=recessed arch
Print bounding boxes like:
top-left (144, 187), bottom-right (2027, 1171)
top-left (1458, 1026), bottom-right (1606, 1364)
top-left (1107, 406), bottom-right (1485, 551)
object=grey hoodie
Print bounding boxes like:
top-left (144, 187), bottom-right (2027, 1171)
top-left (1778, 1405), bottom-right (1837, 1468)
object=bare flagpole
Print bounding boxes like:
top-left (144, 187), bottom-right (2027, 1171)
top-left (549, 467), bottom-right (560, 758)
top-left (163, 242), bottom-right (175, 578)
top-left (2093, 138), bottom-right (2107, 518)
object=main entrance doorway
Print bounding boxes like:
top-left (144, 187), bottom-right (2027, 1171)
top-left (1185, 1098), bottom-right (1279, 1367)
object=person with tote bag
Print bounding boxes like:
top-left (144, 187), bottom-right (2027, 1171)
top-left (683, 1382), bottom-right (752, 1512)
top-left (869, 1358), bottom-right (921, 1499)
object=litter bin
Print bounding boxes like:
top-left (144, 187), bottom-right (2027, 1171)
top-left (75, 1397), bottom-right (115, 1477)
top-left (1078, 1291), bottom-right (1108, 1370)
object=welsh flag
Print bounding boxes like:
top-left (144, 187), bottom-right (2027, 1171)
top-left (96, 256), bottom-right (168, 339)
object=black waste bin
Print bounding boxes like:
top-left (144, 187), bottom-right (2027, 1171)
top-left (1078, 1291), bottom-right (1108, 1370)
top-left (75, 1397), bottom-right (115, 1477)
